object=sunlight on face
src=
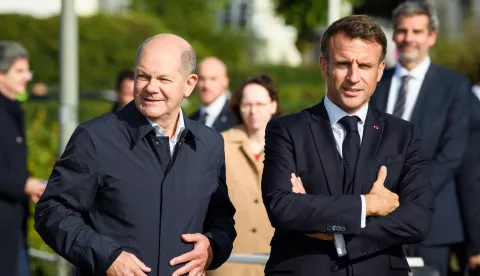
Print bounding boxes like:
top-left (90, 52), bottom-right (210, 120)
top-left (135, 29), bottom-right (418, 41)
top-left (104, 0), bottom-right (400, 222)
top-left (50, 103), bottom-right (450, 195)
top-left (134, 45), bottom-right (196, 123)
top-left (321, 33), bottom-right (385, 114)
top-left (240, 83), bottom-right (277, 132)
top-left (393, 14), bottom-right (436, 68)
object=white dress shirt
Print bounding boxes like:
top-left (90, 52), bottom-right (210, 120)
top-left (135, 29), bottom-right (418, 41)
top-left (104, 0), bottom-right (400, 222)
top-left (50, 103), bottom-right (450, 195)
top-left (324, 96), bottom-right (367, 256)
top-left (386, 57), bottom-right (431, 121)
top-left (200, 93), bottom-right (228, 128)
top-left (147, 110), bottom-right (185, 155)
top-left (473, 85), bottom-right (480, 101)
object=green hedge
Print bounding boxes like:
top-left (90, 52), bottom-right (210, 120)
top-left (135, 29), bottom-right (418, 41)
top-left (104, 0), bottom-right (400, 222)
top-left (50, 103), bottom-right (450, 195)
top-left (0, 13), bottom-right (249, 90)
top-left (24, 64), bottom-right (323, 274)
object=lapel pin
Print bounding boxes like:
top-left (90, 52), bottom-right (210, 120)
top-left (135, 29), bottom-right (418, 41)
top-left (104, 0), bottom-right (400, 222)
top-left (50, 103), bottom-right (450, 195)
top-left (374, 125), bottom-right (379, 130)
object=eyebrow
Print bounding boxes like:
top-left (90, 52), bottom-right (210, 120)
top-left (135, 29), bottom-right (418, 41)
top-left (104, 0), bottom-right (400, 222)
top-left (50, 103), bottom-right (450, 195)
top-left (136, 67), bottom-right (173, 79)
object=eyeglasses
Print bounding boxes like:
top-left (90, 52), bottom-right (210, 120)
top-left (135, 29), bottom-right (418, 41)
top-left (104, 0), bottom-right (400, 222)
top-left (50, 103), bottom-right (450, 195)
top-left (239, 102), bottom-right (271, 113)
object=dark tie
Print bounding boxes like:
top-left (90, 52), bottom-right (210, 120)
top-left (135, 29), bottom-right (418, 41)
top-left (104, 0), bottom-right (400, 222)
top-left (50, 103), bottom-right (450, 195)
top-left (339, 115), bottom-right (361, 193)
top-left (198, 111), bottom-right (208, 125)
top-left (392, 75), bottom-right (412, 118)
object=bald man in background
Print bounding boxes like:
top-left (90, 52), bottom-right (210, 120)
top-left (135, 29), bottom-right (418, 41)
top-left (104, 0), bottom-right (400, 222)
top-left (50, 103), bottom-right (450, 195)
top-left (190, 57), bottom-right (237, 132)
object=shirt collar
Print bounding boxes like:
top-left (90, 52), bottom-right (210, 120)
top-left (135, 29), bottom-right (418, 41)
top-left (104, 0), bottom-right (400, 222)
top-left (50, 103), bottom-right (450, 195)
top-left (324, 95), bottom-right (368, 127)
top-left (473, 85), bottom-right (480, 101)
top-left (395, 56), bottom-right (431, 80)
top-left (147, 109), bottom-right (185, 141)
top-left (201, 92), bottom-right (228, 117)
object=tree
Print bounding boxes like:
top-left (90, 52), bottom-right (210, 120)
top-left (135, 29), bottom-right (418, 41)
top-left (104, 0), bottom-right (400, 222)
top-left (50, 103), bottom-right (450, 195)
top-left (274, 0), bottom-right (363, 52)
top-left (129, 0), bottom-right (250, 65)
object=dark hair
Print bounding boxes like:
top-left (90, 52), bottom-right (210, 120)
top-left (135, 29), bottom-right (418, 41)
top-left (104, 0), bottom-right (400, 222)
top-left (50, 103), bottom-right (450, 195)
top-left (230, 74), bottom-right (282, 125)
top-left (115, 69), bottom-right (135, 91)
top-left (320, 15), bottom-right (387, 62)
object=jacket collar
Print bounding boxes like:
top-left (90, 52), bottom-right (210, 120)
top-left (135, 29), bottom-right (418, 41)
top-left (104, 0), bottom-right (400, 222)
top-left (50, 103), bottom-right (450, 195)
top-left (118, 101), bottom-right (204, 147)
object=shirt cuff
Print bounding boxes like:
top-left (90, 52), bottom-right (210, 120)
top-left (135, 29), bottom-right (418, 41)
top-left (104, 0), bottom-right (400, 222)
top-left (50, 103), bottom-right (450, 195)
top-left (334, 234), bottom-right (347, 256)
top-left (360, 195), bottom-right (366, 228)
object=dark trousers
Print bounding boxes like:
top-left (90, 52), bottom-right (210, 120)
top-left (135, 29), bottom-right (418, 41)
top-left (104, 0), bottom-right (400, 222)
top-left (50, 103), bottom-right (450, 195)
top-left (17, 237), bottom-right (30, 276)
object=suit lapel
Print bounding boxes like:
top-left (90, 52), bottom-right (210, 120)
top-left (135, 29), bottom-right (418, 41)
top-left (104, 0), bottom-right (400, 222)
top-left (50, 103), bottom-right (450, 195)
top-left (410, 64), bottom-right (435, 124)
top-left (308, 102), bottom-right (343, 196)
top-left (212, 100), bottom-right (230, 130)
top-left (372, 68), bottom-right (394, 111)
top-left (353, 107), bottom-right (385, 195)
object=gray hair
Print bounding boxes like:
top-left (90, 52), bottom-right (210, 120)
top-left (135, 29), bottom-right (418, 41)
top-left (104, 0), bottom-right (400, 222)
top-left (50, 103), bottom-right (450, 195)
top-left (136, 36), bottom-right (196, 77)
top-left (0, 41), bottom-right (29, 72)
top-left (392, 1), bottom-right (439, 33)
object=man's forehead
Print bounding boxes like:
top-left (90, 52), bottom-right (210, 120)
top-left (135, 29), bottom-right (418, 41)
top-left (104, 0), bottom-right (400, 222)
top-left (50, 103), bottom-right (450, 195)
top-left (396, 14), bottom-right (430, 28)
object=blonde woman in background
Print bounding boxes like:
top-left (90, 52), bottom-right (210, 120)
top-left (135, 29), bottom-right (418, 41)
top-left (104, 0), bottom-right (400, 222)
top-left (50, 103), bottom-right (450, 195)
top-left (208, 74), bottom-right (282, 276)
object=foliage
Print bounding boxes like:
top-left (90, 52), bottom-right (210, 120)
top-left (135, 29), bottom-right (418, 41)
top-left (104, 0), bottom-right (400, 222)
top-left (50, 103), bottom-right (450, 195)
top-left (273, 0), bottom-right (363, 52)
top-left (0, 12), bottom-right (248, 90)
top-left (430, 20), bottom-right (480, 83)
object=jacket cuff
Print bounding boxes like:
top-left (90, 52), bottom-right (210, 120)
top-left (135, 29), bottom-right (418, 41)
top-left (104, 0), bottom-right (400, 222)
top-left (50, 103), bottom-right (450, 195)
top-left (103, 248), bottom-right (123, 274)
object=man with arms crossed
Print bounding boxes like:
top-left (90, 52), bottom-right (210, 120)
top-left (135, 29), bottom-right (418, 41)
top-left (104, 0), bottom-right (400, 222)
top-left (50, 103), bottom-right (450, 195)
top-left (262, 15), bottom-right (434, 276)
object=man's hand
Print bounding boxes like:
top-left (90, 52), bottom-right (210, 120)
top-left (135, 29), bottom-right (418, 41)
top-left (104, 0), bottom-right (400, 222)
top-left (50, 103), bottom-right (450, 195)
top-left (364, 166), bottom-right (400, 217)
top-left (290, 173), bottom-right (334, 241)
top-left (24, 177), bottom-right (46, 203)
top-left (106, 251), bottom-right (151, 276)
top-left (469, 254), bottom-right (480, 270)
top-left (170, 233), bottom-right (212, 276)
top-left (305, 233), bottom-right (335, 241)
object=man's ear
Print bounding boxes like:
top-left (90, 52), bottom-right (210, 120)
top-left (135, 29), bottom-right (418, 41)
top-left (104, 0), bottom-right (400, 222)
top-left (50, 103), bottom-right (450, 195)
top-left (184, 74), bottom-right (198, 97)
top-left (320, 56), bottom-right (328, 78)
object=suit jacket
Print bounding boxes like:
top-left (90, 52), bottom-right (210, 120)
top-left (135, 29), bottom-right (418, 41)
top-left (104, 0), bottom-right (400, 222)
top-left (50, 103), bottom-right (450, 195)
top-left (261, 102), bottom-right (434, 276)
top-left (456, 93), bottom-right (480, 256)
top-left (207, 125), bottom-right (274, 276)
top-left (371, 64), bottom-right (471, 245)
top-left (0, 92), bottom-right (30, 275)
top-left (34, 102), bottom-right (236, 276)
top-left (190, 100), bottom-right (236, 132)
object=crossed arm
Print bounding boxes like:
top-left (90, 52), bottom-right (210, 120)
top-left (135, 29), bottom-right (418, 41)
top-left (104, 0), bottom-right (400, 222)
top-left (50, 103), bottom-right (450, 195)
top-left (262, 119), bottom-right (434, 260)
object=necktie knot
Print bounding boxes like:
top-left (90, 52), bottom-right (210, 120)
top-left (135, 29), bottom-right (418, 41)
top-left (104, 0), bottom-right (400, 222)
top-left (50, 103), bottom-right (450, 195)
top-left (339, 115), bottom-right (360, 133)
top-left (199, 111), bottom-right (209, 125)
top-left (402, 75), bottom-right (412, 85)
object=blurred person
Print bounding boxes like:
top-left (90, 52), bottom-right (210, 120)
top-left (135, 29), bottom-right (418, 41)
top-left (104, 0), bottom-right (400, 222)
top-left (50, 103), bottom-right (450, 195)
top-left (190, 57), bottom-right (236, 131)
top-left (455, 71), bottom-right (480, 276)
top-left (0, 41), bottom-right (46, 276)
top-left (207, 74), bottom-right (281, 276)
top-left (370, 2), bottom-right (471, 275)
top-left (111, 69), bottom-right (135, 112)
top-left (30, 82), bottom-right (49, 100)
top-left (34, 34), bottom-right (236, 276)
top-left (262, 15), bottom-right (434, 276)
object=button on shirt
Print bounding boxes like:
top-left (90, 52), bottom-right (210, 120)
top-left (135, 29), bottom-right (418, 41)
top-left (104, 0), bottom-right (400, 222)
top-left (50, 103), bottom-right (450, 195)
top-left (324, 96), bottom-right (367, 256)
top-left (386, 57), bottom-right (431, 121)
top-left (146, 110), bottom-right (185, 154)
top-left (199, 93), bottom-right (228, 128)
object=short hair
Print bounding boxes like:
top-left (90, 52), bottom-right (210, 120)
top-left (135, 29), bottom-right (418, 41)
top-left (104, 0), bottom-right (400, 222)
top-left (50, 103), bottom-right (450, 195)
top-left (180, 45), bottom-right (196, 76)
top-left (0, 41), bottom-right (29, 72)
top-left (392, 1), bottom-right (439, 33)
top-left (116, 69), bottom-right (135, 91)
top-left (136, 37), bottom-right (196, 77)
top-left (230, 74), bottom-right (282, 125)
top-left (320, 15), bottom-right (387, 62)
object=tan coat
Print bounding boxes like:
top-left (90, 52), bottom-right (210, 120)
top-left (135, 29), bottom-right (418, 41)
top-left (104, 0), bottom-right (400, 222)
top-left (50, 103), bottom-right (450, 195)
top-left (207, 125), bottom-right (274, 276)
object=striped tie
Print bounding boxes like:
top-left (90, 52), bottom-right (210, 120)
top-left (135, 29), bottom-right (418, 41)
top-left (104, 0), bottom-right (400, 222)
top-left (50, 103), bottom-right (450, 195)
top-left (392, 75), bottom-right (412, 118)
